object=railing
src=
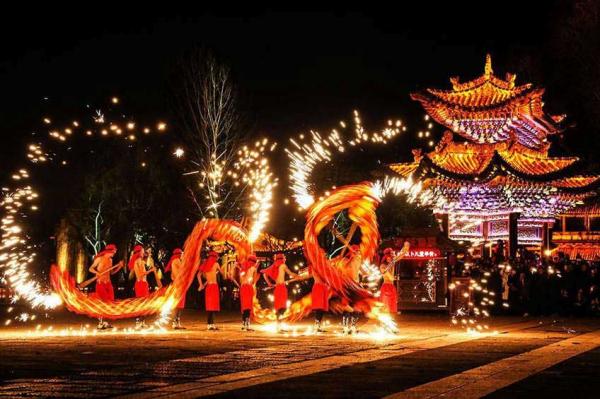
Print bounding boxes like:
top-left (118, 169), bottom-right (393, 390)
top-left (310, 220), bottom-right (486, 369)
top-left (552, 231), bottom-right (600, 242)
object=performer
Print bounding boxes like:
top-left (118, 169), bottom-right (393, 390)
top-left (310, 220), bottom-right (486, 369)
top-left (165, 248), bottom-right (186, 329)
top-left (239, 254), bottom-right (258, 331)
top-left (261, 253), bottom-right (298, 332)
top-left (310, 264), bottom-right (329, 332)
top-left (130, 245), bottom-right (155, 329)
top-left (89, 244), bottom-right (124, 330)
top-left (197, 250), bottom-right (221, 330)
top-left (379, 242), bottom-right (409, 316)
top-left (342, 245), bottom-right (362, 335)
top-left (379, 248), bottom-right (398, 314)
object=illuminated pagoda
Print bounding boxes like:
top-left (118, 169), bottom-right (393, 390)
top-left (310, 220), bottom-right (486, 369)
top-left (390, 55), bottom-right (599, 256)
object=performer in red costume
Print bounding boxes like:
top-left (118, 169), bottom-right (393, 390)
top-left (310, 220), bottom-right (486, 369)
top-left (165, 248), bottom-right (186, 329)
top-left (89, 244), bottom-right (123, 330)
top-left (261, 253), bottom-right (298, 332)
top-left (197, 251), bottom-right (221, 330)
top-left (130, 245), bottom-right (155, 329)
top-left (309, 264), bottom-right (329, 332)
top-left (238, 254), bottom-right (258, 331)
top-left (379, 248), bottom-right (398, 314)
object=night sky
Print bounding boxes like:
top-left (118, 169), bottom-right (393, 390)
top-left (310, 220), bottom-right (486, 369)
top-left (1, 2), bottom-right (598, 253)
top-left (0, 4), bottom-right (559, 156)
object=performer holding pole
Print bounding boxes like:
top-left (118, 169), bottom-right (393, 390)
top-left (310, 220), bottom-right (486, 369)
top-left (309, 264), bottom-right (329, 332)
top-left (197, 250), bottom-right (221, 331)
top-left (261, 253), bottom-right (298, 332)
top-left (130, 245), bottom-right (154, 329)
top-left (88, 244), bottom-right (124, 330)
top-left (165, 248), bottom-right (186, 329)
top-left (379, 242), bottom-right (410, 315)
top-left (379, 248), bottom-right (398, 314)
top-left (239, 254), bottom-right (258, 331)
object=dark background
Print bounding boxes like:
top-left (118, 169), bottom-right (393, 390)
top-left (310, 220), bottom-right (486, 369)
top-left (1, 2), bottom-right (599, 261)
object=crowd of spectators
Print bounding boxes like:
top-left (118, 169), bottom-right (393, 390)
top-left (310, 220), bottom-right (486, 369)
top-left (456, 249), bottom-right (600, 317)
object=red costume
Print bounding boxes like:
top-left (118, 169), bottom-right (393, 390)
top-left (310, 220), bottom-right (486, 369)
top-left (95, 281), bottom-right (114, 301)
top-left (380, 248), bottom-right (397, 313)
top-left (240, 284), bottom-right (254, 312)
top-left (311, 282), bottom-right (329, 311)
top-left (200, 252), bottom-right (220, 312)
top-left (309, 265), bottom-right (329, 311)
top-left (134, 281), bottom-right (149, 298)
top-left (204, 283), bottom-right (220, 311)
top-left (240, 255), bottom-right (257, 313)
top-left (380, 282), bottom-right (397, 313)
top-left (274, 284), bottom-right (288, 310)
top-left (262, 254), bottom-right (288, 311)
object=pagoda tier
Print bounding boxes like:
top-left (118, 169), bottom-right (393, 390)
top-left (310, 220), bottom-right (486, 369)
top-left (390, 132), bottom-right (597, 219)
top-left (411, 55), bottom-right (563, 149)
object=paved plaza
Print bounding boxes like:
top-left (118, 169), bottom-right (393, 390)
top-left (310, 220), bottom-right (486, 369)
top-left (1, 311), bottom-right (599, 398)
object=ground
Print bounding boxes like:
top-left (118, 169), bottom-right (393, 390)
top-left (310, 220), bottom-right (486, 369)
top-left (1, 310), bottom-right (599, 398)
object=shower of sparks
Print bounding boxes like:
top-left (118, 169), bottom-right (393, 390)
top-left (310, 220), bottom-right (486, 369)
top-left (449, 271), bottom-right (501, 333)
top-left (0, 97), bottom-right (167, 313)
top-left (191, 138), bottom-right (278, 242)
top-left (1, 175), bottom-right (62, 310)
top-left (233, 139), bottom-right (278, 242)
top-left (285, 110), bottom-right (405, 210)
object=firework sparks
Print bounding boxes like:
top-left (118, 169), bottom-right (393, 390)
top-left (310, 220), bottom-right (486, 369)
top-left (285, 111), bottom-right (404, 210)
top-left (234, 139), bottom-right (278, 242)
top-left (0, 98), bottom-right (167, 313)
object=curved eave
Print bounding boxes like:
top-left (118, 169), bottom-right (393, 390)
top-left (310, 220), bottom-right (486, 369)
top-left (411, 87), bottom-right (545, 113)
top-left (424, 83), bottom-right (534, 109)
top-left (395, 154), bottom-right (594, 194)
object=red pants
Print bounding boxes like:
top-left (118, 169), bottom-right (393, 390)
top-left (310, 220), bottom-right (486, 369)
top-left (311, 282), bottom-right (329, 311)
top-left (95, 281), bottom-right (114, 301)
top-left (380, 282), bottom-right (397, 313)
top-left (240, 284), bottom-right (254, 312)
top-left (205, 283), bottom-right (220, 311)
top-left (134, 281), bottom-right (150, 298)
top-left (274, 284), bottom-right (288, 311)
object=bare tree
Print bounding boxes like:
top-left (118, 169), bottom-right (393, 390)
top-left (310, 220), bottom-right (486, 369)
top-left (176, 48), bottom-right (245, 219)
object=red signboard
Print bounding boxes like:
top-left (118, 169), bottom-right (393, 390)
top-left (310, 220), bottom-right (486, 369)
top-left (403, 248), bottom-right (442, 260)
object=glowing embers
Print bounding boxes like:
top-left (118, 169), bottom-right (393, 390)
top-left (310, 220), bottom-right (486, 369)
top-left (449, 276), bottom-right (494, 333)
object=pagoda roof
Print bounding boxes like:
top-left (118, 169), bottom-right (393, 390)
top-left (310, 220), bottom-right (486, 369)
top-left (389, 132), bottom-right (585, 183)
top-left (411, 55), bottom-right (563, 148)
